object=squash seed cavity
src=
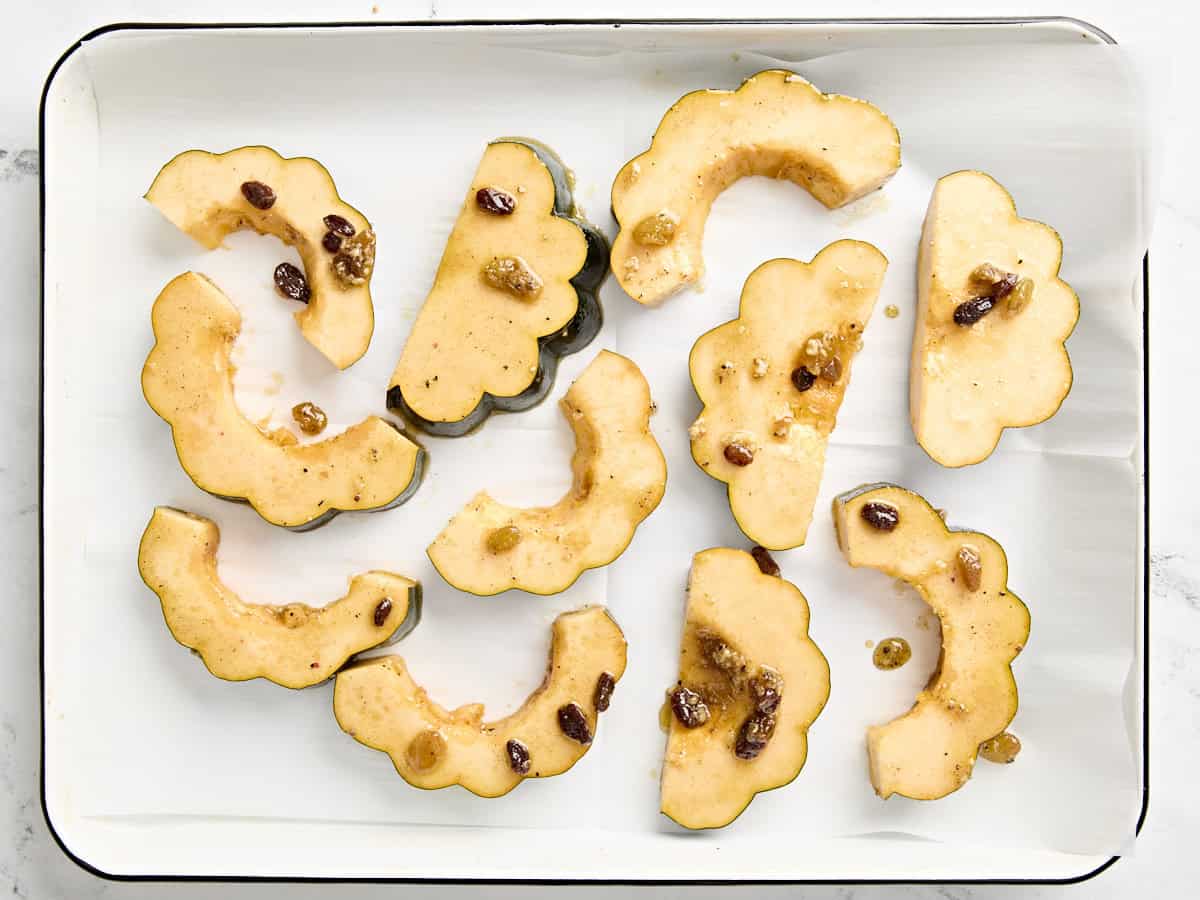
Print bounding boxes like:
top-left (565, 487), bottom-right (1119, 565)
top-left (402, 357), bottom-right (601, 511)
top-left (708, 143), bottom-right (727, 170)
top-left (872, 637), bottom-right (911, 670)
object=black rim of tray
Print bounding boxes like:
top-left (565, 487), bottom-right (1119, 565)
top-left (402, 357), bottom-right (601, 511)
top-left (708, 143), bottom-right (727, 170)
top-left (37, 15), bottom-right (1148, 887)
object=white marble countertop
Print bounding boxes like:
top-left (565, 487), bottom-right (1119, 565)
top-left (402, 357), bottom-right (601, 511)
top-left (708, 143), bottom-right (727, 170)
top-left (3, 1), bottom-right (1195, 897)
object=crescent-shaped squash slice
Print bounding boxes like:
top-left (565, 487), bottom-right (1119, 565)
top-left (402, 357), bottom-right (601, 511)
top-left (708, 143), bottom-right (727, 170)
top-left (142, 272), bottom-right (424, 531)
top-left (387, 139), bottom-right (607, 436)
top-left (427, 350), bottom-right (666, 596)
top-left (832, 483), bottom-right (1030, 800)
top-left (912, 171), bottom-right (1080, 467)
top-left (333, 607), bottom-right (626, 797)
top-left (689, 243), bottom-right (887, 550)
top-left (661, 548), bottom-right (830, 829)
top-left (146, 146), bottom-right (377, 369)
top-left (611, 70), bottom-right (900, 305)
top-left (138, 507), bottom-right (420, 689)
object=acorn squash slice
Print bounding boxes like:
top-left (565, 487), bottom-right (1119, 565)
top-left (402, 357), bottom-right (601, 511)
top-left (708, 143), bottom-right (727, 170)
top-left (689, 243), bottom-right (887, 550)
top-left (832, 483), bottom-right (1030, 800)
top-left (912, 170), bottom-right (1080, 467)
top-left (146, 146), bottom-right (377, 369)
top-left (138, 507), bottom-right (420, 689)
top-left (660, 548), bottom-right (830, 829)
top-left (611, 70), bottom-right (900, 305)
top-left (142, 272), bottom-right (424, 531)
top-left (333, 607), bottom-right (626, 797)
top-left (427, 350), bottom-right (666, 596)
top-left (387, 139), bottom-right (607, 436)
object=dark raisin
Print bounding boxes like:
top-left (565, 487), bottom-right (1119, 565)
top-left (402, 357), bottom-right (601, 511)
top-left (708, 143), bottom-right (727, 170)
top-left (750, 667), bottom-right (784, 715)
top-left (861, 501), bottom-right (900, 532)
top-left (476, 187), bottom-right (517, 215)
top-left (735, 712), bottom-right (776, 760)
top-left (790, 366), bottom-right (816, 392)
top-left (557, 702), bottom-right (592, 744)
top-left (594, 672), bottom-right (615, 713)
top-left (953, 295), bottom-right (995, 326)
top-left (724, 442), bottom-right (754, 466)
top-left (750, 545), bottom-right (780, 577)
top-left (669, 686), bottom-right (710, 728)
top-left (992, 272), bottom-right (1018, 300)
top-left (373, 597), bottom-right (392, 627)
top-left (240, 180), bottom-right (276, 210)
top-left (323, 214), bottom-right (355, 236)
top-left (322, 231), bottom-right (343, 253)
top-left (274, 262), bottom-right (310, 303)
top-left (506, 738), bottom-right (531, 775)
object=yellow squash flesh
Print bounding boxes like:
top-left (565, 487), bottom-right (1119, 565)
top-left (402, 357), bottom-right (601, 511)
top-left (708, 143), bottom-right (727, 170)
top-left (138, 507), bottom-right (419, 689)
top-left (661, 548), bottom-right (830, 829)
top-left (689, 243), bottom-right (887, 549)
top-left (388, 140), bottom-right (605, 436)
top-left (611, 70), bottom-right (900, 305)
top-left (427, 350), bottom-right (666, 595)
top-left (146, 146), bottom-right (376, 369)
top-left (833, 483), bottom-right (1030, 800)
top-left (142, 272), bottom-right (423, 530)
top-left (333, 607), bottom-right (626, 797)
top-left (912, 171), bottom-right (1080, 467)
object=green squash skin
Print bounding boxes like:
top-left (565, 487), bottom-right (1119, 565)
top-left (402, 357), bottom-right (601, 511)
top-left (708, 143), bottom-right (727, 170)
top-left (196, 421), bottom-right (427, 534)
top-left (386, 139), bottom-right (608, 438)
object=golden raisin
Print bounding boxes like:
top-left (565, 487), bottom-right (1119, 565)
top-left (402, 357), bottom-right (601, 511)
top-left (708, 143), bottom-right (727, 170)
top-left (873, 637), bottom-right (912, 670)
top-left (979, 731), bottom-right (1022, 764)
top-left (483, 256), bottom-right (543, 297)
top-left (632, 210), bottom-right (679, 246)
top-left (486, 525), bottom-right (521, 554)
top-left (291, 401), bottom-right (328, 436)
top-left (957, 545), bottom-right (983, 591)
top-left (1003, 277), bottom-right (1035, 318)
top-left (332, 229), bottom-right (376, 286)
top-left (820, 356), bottom-right (842, 383)
top-left (800, 330), bottom-right (838, 374)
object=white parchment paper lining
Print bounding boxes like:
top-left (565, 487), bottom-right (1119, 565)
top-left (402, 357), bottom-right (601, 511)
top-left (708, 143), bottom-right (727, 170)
top-left (63, 30), bottom-right (1151, 858)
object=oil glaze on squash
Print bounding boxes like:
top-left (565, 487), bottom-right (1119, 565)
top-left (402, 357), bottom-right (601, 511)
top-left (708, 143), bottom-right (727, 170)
top-left (660, 548), bottom-right (829, 829)
top-left (689, 243), bottom-right (887, 549)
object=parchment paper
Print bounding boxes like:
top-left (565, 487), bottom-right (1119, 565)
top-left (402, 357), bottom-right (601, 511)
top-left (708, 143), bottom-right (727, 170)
top-left (63, 29), bottom-right (1150, 858)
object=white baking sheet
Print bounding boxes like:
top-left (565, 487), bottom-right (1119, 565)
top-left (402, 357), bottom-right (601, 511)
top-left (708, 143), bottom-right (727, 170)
top-left (42, 22), bottom-right (1149, 878)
